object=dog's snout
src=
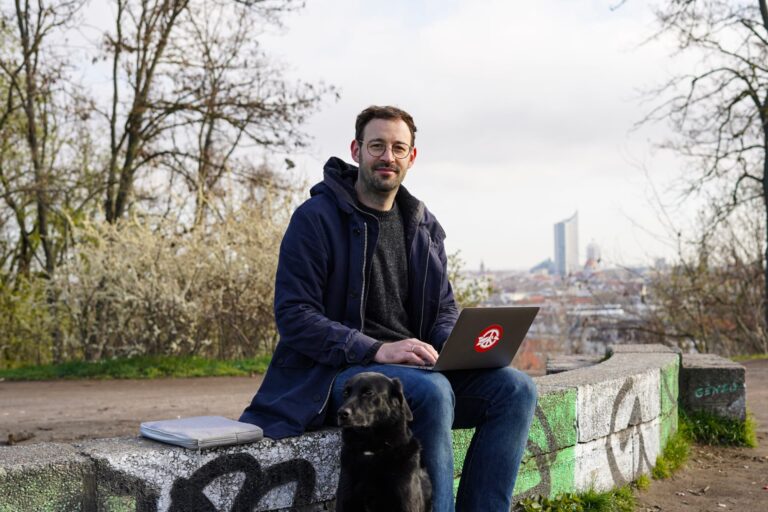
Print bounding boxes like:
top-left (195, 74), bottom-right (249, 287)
top-left (337, 407), bottom-right (351, 423)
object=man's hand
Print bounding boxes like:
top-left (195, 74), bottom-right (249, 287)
top-left (373, 338), bottom-right (439, 365)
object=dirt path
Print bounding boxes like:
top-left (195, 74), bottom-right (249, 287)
top-left (0, 375), bottom-right (263, 444)
top-left (2, 359), bottom-right (766, 511)
top-left (635, 358), bottom-right (768, 512)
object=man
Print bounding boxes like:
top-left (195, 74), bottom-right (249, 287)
top-left (240, 105), bottom-right (537, 511)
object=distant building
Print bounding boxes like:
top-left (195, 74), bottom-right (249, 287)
top-left (584, 240), bottom-right (601, 270)
top-left (530, 258), bottom-right (555, 275)
top-left (554, 212), bottom-right (579, 276)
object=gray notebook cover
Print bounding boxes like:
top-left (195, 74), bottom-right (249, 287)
top-left (140, 416), bottom-right (263, 449)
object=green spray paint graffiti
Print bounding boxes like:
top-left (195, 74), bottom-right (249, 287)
top-left (659, 361), bottom-right (679, 448)
top-left (449, 387), bottom-right (578, 499)
top-left (693, 382), bottom-right (743, 398)
top-left (513, 387), bottom-right (577, 498)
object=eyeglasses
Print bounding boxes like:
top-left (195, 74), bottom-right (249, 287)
top-left (357, 139), bottom-right (413, 159)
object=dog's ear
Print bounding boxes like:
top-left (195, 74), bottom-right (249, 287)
top-left (390, 378), bottom-right (413, 422)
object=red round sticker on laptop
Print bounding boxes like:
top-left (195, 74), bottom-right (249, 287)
top-left (474, 324), bottom-right (503, 352)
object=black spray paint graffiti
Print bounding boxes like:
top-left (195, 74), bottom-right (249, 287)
top-left (605, 377), bottom-right (653, 486)
top-left (518, 404), bottom-right (558, 499)
top-left (168, 453), bottom-right (316, 512)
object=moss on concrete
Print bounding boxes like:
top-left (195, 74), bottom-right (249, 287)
top-left (0, 467), bottom-right (85, 512)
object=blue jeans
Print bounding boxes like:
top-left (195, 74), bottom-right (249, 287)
top-left (328, 365), bottom-right (537, 512)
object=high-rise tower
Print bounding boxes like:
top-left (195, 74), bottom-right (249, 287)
top-left (554, 212), bottom-right (579, 276)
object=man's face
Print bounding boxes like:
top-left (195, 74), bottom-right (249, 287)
top-left (351, 118), bottom-right (417, 198)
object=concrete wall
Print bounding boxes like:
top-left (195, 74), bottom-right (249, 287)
top-left (0, 344), bottom-right (699, 511)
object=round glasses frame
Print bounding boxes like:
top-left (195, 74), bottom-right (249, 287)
top-left (357, 139), bottom-right (413, 160)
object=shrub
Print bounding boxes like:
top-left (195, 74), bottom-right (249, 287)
top-left (682, 409), bottom-right (757, 447)
top-left (51, 196), bottom-right (290, 361)
top-left (0, 277), bottom-right (58, 367)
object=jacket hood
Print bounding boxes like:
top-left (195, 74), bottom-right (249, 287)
top-left (312, 157), bottom-right (445, 242)
top-left (311, 157), bottom-right (359, 213)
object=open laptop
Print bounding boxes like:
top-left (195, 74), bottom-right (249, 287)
top-left (395, 306), bottom-right (539, 371)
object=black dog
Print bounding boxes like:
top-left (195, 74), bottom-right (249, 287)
top-left (335, 372), bottom-right (432, 512)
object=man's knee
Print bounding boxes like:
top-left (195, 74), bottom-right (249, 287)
top-left (497, 367), bottom-right (538, 412)
top-left (404, 373), bottom-right (455, 420)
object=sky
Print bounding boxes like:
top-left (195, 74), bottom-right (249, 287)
top-left (69, 0), bottom-right (698, 271)
top-left (254, 0), bottom-right (699, 271)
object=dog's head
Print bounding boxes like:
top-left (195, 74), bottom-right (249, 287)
top-left (336, 372), bottom-right (413, 428)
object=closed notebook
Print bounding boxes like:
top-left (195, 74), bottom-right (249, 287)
top-left (140, 416), bottom-right (263, 449)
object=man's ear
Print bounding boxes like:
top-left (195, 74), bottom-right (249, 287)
top-left (391, 377), bottom-right (413, 422)
top-left (350, 139), bottom-right (361, 163)
top-left (407, 146), bottom-right (417, 168)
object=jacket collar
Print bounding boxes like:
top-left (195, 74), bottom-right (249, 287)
top-left (314, 157), bottom-right (425, 227)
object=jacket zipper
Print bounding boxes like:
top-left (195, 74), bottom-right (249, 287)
top-left (359, 222), bottom-right (368, 329)
top-left (319, 367), bottom-right (343, 414)
top-left (418, 232), bottom-right (431, 340)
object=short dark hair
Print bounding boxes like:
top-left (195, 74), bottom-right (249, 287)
top-left (355, 105), bottom-right (417, 146)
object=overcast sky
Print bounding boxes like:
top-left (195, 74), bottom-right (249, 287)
top-left (254, 0), bottom-right (700, 271)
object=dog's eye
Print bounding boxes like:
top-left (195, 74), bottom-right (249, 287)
top-left (342, 389), bottom-right (350, 398)
top-left (363, 389), bottom-right (374, 398)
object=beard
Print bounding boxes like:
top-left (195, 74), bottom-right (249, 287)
top-left (359, 162), bottom-right (405, 194)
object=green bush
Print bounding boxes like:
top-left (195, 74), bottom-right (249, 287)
top-left (0, 277), bottom-right (58, 368)
top-left (516, 486), bottom-right (636, 512)
top-left (0, 195), bottom-right (293, 368)
top-left (682, 409), bottom-right (757, 447)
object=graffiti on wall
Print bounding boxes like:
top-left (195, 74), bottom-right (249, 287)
top-left (91, 454), bottom-right (316, 512)
top-left (168, 453), bottom-right (316, 511)
top-left (693, 382), bottom-right (743, 398)
top-left (659, 362), bottom-right (679, 448)
top-left (605, 377), bottom-right (653, 486)
top-left (513, 388), bottom-right (577, 499)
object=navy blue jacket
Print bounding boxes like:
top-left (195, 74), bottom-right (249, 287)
top-left (239, 157), bottom-right (459, 439)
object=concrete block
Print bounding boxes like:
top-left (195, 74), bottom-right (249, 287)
top-left (659, 405), bottom-right (679, 450)
top-left (526, 384), bottom-right (578, 453)
top-left (659, 359), bottom-right (679, 418)
top-left (78, 430), bottom-right (341, 512)
top-left (574, 428), bottom-right (634, 491)
top-left (538, 353), bottom-right (677, 442)
top-left (0, 443), bottom-right (91, 511)
top-left (573, 417), bottom-right (661, 492)
top-left (546, 355), bottom-right (603, 375)
top-left (609, 344), bottom-right (679, 354)
top-left (575, 369), bottom-right (660, 443)
top-left (513, 445), bottom-right (576, 500)
top-left (680, 354), bottom-right (746, 420)
top-left (633, 417), bottom-right (661, 479)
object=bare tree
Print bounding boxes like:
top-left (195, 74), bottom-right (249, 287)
top-left (102, 0), bottom-right (190, 223)
top-left (162, 0), bottom-right (329, 226)
top-left (100, 0), bottom-right (328, 224)
top-left (0, 0), bottom-right (87, 279)
top-left (636, 0), bottom-right (768, 336)
top-left (645, 210), bottom-right (767, 355)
